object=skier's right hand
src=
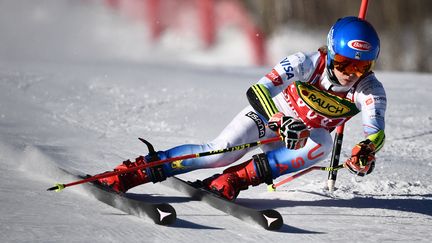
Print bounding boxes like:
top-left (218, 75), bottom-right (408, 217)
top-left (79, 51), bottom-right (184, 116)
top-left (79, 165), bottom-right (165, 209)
top-left (279, 116), bottom-right (310, 150)
top-left (269, 112), bottom-right (310, 150)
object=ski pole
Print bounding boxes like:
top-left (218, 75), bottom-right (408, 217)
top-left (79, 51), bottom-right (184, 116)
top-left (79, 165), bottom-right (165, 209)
top-left (268, 164), bottom-right (345, 192)
top-left (327, 124), bottom-right (345, 192)
top-left (47, 136), bottom-right (282, 192)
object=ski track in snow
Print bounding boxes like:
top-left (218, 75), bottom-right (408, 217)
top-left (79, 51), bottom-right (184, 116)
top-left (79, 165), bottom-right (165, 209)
top-left (1, 1), bottom-right (431, 242)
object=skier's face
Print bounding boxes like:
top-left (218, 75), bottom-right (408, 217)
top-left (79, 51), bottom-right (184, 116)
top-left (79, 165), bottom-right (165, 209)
top-left (332, 54), bottom-right (373, 85)
top-left (333, 67), bottom-right (361, 86)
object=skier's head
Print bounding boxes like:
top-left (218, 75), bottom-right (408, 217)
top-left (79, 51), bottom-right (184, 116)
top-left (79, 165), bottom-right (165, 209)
top-left (326, 16), bottom-right (380, 86)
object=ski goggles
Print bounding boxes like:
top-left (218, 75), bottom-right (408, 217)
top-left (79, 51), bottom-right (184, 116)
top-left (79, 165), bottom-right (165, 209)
top-left (333, 54), bottom-right (374, 77)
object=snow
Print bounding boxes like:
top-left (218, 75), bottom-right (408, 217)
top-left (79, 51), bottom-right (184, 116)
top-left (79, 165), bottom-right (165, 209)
top-left (1, 1), bottom-right (431, 242)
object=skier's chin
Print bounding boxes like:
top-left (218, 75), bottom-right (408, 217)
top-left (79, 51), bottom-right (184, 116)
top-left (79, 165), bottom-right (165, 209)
top-left (337, 76), bottom-right (359, 86)
top-left (339, 78), bottom-right (352, 85)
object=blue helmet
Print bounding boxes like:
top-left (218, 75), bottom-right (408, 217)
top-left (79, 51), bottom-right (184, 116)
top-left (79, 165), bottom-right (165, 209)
top-left (326, 16), bottom-right (380, 84)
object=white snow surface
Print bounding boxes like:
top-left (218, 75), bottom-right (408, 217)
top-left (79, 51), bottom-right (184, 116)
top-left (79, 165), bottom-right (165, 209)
top-left (0, 1), bottom-right (431, 242)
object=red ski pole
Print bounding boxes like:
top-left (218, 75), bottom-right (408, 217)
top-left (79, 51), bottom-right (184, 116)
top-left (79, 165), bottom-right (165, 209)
top-left (47, 136), bottom-right (282, 192)
top-left (268, 164), bottom-right (344, 191)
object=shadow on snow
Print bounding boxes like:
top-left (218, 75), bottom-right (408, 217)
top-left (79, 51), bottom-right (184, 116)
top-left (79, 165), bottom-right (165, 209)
top-left (237, 193), bottom-right (432, 218)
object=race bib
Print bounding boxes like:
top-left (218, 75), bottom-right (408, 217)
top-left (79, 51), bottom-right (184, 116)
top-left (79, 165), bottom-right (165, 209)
top-left (295, 82), bottom-right (359, 118)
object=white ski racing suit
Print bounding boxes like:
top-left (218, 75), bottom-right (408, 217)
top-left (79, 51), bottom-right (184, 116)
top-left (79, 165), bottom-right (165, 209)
top-left (155, 49), bottom-right (386, 180)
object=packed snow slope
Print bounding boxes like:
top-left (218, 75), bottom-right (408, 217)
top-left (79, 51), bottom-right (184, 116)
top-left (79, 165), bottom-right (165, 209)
top-left (0, 1), bottom-right (431, 242)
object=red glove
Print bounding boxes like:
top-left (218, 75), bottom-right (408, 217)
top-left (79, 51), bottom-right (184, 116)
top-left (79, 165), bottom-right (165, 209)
top-left (345, 140), bottom-right (376, 176)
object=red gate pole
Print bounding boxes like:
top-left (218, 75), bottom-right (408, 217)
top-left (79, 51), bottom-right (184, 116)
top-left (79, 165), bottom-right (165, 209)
top-left (326, 0), bottom-right (370, 192)
top-left (198, 0), bottom-right (216, 48)
top-left (358, 0), bottom-right (369, 19)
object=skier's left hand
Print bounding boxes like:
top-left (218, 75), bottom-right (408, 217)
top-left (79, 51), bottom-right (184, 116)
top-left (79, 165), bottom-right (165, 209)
top-left (345, 139), bottom-right (376, 176)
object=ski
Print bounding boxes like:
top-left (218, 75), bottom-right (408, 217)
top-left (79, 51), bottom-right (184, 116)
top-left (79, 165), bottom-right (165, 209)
top-left (55, 167), bottom-right (176, 225)
top-left (164, 176), bottom-right (283, 231)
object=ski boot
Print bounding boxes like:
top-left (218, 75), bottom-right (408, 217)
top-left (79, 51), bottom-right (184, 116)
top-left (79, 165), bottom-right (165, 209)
top-left (203, 153), bottom-right (273, 200)
top-left (97, 139), bottom-right (167, 192)
top-left (96, 157), bottom-right (146, 192)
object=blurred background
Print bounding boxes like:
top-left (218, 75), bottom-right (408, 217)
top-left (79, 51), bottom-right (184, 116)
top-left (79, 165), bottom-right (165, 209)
top-left (0, 0), bottom-right (431, 72)
top-left (245, 0), bottom-right (432, 72)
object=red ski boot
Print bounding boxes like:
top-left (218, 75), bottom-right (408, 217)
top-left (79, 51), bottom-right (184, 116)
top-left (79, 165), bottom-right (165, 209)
top-left (97, 156), bottom-right (162, 192)
top-left (204, 153), bottom-right (273, 200)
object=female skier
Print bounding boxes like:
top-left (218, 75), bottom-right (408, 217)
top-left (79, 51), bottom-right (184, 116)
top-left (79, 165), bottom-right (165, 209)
top-left (97, 16), bottom-right (386, 200)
